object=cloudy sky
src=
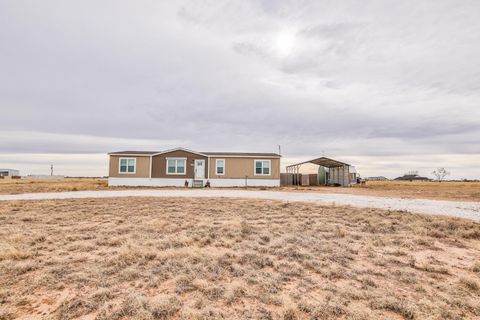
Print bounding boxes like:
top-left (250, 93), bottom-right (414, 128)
top-left (1, 0), bottom-right (479, 178)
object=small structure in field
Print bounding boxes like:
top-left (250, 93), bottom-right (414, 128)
top-left (284, 157), bottom-right (357, 187)
top-left (0, 169), bottom-right (20, 177)
top-left (394, 174), bottom-right (430, 181)
top-left (366, 176), bottom-right (389, 181)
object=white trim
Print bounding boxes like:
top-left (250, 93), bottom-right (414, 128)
top-left (109, 154), bottom-right (153, 157)
top-left (149, 155), bottom-right (153, 178)
top-left (118, 158), bottom-right (136, 174)
top-left (154, 147), bottom-right (209, 157)
top-left (205, 155), bottom-right (281, 158)
top-left (254, 159), bottom-right (271, 176)
top-left (207, 156), bottom-right (210, 179)
top-left (108, 177), bottom-right (279, 187)
top-left (215, 159), bottom-right (225, 176)
top-left (166, 158), bottom-right (187, 175)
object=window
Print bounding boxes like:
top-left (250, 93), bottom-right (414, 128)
top-left (216, 159), bottom-right (225, 175)
top-left (254, 160), bottom-right (271, 176)
top-left (119, 158), bottom-right (136, 174)
top-left (166, 158), bottom-right (186, 174)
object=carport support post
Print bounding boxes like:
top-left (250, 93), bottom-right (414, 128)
top-left (296, 165), bottom-right (300, 186)
top-left (292, 166), bottom-right (296, 185)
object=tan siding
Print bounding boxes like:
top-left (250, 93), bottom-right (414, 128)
top-left (151, 150), bottom-right (209, 179)
top-left (209, 157), bottom-right (280, 179)
top-left (109, 155), bottom-right (151, 178)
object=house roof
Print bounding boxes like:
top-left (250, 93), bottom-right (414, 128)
top-left (108, 151), bottom-right (159, 155)
top-left (108, 148), bottom-right (281, 158)
top-left (201, 152), bottom-right (281, 157)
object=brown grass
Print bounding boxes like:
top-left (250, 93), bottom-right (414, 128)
top-left (285, 180), bottom-right (480, 202)
top-left (1, 197), bottom-right (480, 319)
top-left (0, 178), bottom-right (110, 195)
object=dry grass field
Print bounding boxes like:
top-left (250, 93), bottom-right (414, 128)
top-left (0, 178), bottom-right (110, 195)
top-left (1, 198), bottom-right (480, 319)
top-left (284, 181), bottom-right (480, 202)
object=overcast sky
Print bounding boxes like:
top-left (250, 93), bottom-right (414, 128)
top-left (1, 0), bottom-right (479, 178)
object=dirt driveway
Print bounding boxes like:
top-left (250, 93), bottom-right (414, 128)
top-left (1, 189), bottom-right (479, 221)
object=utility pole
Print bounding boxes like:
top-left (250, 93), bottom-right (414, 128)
top-left (278, 145), bottom-right (281, 155)
top-left (51, 164), bottom-right (53, 176)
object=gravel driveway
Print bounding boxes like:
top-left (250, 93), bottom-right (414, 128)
top-left (1, 189), bottom-right (479, 221)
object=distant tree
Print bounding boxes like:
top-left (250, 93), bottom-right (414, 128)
top-left (432, 168), bottom-right (450, 182)
top-left (405, 170), bottom-right (419, 176)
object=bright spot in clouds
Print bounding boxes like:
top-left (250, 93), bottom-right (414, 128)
top-left (274, 31), bottom-right (296, 57)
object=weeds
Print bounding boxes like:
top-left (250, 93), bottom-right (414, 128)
top-left (0, 197), bottom-right (479, 319)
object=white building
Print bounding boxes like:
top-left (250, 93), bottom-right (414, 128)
top-left (0, 169), bottom-right (20, 177)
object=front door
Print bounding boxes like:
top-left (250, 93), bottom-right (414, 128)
top-left (194, 160), bottom-right (205, 179)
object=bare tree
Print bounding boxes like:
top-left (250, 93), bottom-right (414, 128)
top-left (432, 168), bottom-right (450, 182)
top-left (405, 170), bottom-right (418, 176)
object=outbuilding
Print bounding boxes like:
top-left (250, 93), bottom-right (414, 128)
top-left (284, 157), bottom-right (357, 187)
top-left (0, 169), bottom-right (20, 177)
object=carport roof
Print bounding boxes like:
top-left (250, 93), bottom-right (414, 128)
top-left (286, 157), bottom-right (350, 168)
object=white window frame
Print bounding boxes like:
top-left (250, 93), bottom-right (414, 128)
top-left (215, 159), bottom-right (225, 176)
top-left (166, 157), bottom-right (187, 175)
top-left (254, 159), bottom-right (271, 176)
top-left (119, 157), bottom-right (136, 174)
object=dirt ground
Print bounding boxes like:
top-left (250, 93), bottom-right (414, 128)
top-left (1, 178), bottom-right (480, 202)
top-left (1, 198), bottom-right (479, 319)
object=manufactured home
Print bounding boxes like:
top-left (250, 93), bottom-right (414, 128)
top-left (108, 148), bottom-right (281, 187)
top-left (0, 169), bottom-right (20, 177)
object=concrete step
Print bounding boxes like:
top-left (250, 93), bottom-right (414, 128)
top-left (192, 180), bottom-right (204, 188)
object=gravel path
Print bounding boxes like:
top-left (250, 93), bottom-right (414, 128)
top-left (1, 189), bottom-right (479, 221)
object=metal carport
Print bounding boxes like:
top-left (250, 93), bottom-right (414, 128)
top-left (285, 157), bottom-right (352, 187)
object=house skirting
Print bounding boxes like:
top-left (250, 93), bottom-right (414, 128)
top-left (108, 177), bottom-right (280, 188)
top-left (209, 178), bottom-right (279, 187)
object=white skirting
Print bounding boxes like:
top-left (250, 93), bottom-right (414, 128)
top-left (108, 177), bottom-right (280, 187)
top-left (209, 178), bottom-right (279, 187)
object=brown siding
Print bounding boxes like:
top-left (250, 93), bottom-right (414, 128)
top-left (151, 150), bottom-right (209, 179)
top-left (209, 157), bottom-right (280, 179)
top-left (109, 155), bottom-right (151, 178)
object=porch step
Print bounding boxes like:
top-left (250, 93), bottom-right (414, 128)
top-left (192, 180), bottom-right (204, 188)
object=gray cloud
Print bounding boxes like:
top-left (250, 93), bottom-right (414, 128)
top-left (0, 0), bottom-right (479, 178)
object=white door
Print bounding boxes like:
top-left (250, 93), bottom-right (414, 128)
top-left (194, 160), bottom-right (205, 179)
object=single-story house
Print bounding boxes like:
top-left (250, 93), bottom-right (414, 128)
top-left (0, 169), bottom-right (20, 177)
top-left (108, 147), bottom-right (281, 187)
